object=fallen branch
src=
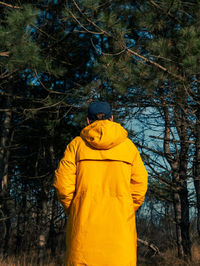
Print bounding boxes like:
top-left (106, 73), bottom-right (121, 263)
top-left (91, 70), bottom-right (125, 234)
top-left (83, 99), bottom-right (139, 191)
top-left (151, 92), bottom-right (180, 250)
top-left (137, 238), bottom-right (160, 256)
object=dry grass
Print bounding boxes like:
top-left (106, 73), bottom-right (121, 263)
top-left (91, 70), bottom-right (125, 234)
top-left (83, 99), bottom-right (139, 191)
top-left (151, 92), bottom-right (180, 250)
top-left (0, 252), bottom-right (65, 266)
top-left (138, 241), bottom-right (200, 266)
top-left (0, 242), bottom-right (199, 266)
top-left (191, 242), bottom-right (200, 263)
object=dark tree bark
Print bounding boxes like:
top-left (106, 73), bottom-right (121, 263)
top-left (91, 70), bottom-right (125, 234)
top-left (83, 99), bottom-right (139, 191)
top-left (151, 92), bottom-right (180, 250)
top-left (193, 108), bottom-right (200, 237)
top-left (173, 181), bottom-right (184, 258)
top-left (0, 97), bottom-right (12, 193)
top-left (37, 190), bottom-right (48, 264)
top-left (0, 93), bottom-right (12, 255)
top-left (49, 143), bottom-right (57, 256)
top-left (163, 104), bottom-right (191, 258)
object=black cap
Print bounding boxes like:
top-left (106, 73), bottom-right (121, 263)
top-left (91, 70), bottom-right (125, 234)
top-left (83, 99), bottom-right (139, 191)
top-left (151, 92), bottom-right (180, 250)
top-left (88, 101), bottom-right (111, 121)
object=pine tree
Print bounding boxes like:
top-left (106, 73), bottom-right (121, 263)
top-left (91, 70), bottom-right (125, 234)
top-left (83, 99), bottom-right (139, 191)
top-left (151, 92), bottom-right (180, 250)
top-left (0, 1), bottom-right (94, 257)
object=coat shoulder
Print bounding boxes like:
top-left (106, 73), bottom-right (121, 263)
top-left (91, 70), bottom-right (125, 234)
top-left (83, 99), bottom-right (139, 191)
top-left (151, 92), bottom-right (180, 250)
top-left (124, 138), bottom-right (139, 153)
top-left (67, 136), bottom-right (83, 149)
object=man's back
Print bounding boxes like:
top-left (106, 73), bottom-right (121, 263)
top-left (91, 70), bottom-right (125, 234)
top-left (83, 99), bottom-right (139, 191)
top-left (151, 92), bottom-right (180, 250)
top-left (54, 119), bottom-right (148, 266)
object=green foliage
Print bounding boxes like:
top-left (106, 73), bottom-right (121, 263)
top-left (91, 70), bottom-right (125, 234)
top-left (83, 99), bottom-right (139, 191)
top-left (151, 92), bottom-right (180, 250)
top-left (0, 4), bottom-right (64, 75)
top-left (82, 0), bottom-right (101, 9)
top-left (5, 4), bottom-right (38, 30)
top-left (0, 5), bottom-right (42, 70)
top-left (175, 26), bottom-right (200, 73)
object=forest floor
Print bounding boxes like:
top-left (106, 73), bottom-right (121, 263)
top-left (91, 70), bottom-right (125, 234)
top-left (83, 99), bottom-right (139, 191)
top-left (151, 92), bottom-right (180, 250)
top-left (0, 243), bottom-right (200, 266)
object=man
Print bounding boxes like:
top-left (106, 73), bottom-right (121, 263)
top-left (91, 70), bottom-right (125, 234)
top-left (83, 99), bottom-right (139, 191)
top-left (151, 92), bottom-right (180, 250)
top-left (54, 101), bottom-right (148, 266)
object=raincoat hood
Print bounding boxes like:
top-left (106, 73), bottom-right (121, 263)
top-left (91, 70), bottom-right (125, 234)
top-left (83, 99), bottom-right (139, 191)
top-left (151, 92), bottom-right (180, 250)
top-left (80, 120), bottom-right (128, 150)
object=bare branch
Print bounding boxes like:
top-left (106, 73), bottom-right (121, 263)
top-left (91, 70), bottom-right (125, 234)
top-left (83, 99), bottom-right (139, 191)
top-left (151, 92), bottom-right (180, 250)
top-left (23, 99), bottom-right (74, 113)
top-left (72, 0), bottom-right (110, 36)
top-left (125, 47), bottom-right (185, 82)
top-left (0, 1), bottom-right (22, 9)
top-left (137, 238), bottom-right (161, 255)
top-left (150, 135), bottom-right (194, 144)
top-left (31, 24), bottom-right (57, 41)
top-left (136, 142), bottom-right (165, 157)
top-left (69, 10), bottom-right (105, 35)
top-left (150, 0), bottom-right (162, 10)
top-left (150, 0), bottom-right (180, 22)
top-left (0, 52), bottom-right (9, 57)
top-left (33, 70), bottom-right (68, 95)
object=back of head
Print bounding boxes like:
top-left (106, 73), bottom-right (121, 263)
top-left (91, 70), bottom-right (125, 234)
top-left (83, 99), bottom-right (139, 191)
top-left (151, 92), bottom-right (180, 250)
top-left (87, 101), bottom-right (111, 123)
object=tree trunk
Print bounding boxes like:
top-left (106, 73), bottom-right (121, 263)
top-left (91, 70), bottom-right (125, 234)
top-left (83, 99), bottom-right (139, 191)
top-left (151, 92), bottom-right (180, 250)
top-left (179, 135), bottom-right (191, 257)
top-left (173, 187), bottom-right (184, 257)
top-left (194, 174), bottom-right (200, 237)
top-left (180, 183), bottom-right (191, 256)
top-left (193, 109), bottom-right (200, 237)
top-left (0, 94), bottom-right (12, 255)
top-left (173, 182), bottom-right (190, 258)
top-left (49, 191), bottom-right (57, 257)
top-left (0, 98), bottom-right (12, 193)
top-left (37, 192), bottom-right (48, 264)
top-left (173, 158), bottom-right (191, 258)
top-left (49, 143), bottom-right (57, 256)
top-left (164, 105), bottom-right (191, 258)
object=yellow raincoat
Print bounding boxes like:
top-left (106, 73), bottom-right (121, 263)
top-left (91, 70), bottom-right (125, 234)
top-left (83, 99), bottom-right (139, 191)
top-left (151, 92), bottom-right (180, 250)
top-left (54, 120), bottom-right (148, 266)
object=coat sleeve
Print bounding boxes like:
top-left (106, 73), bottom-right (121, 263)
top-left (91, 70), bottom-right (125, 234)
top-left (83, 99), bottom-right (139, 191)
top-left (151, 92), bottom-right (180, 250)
top-left (53, 138), bottom-right (77, 215)
top-left (130, 147), bottom-right (148, 212)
